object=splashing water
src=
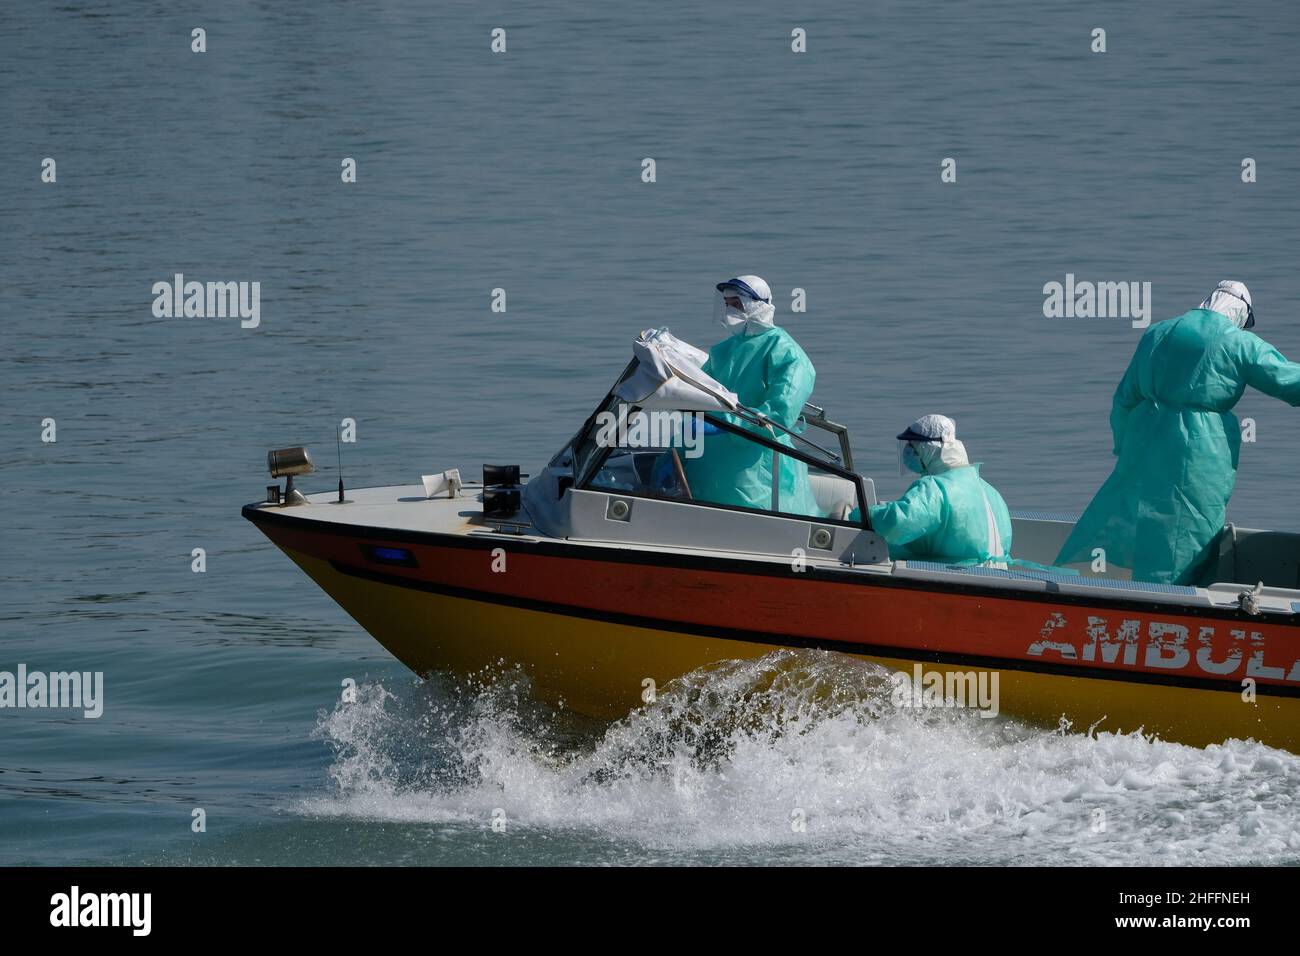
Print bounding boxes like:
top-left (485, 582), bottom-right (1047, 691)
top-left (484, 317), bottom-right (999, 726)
top-left (303, 651), bottom-right (1300, 865)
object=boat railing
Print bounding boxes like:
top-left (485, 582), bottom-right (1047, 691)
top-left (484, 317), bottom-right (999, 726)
top-left (798, 402), bottom-right (854, 471)
top-left (699, 410), bottom-right (872, 529)
top-left (720, 401), bottom-right (853, 472)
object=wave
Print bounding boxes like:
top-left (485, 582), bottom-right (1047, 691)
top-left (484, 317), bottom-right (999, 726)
top-left (301, 650), bottom-right (1300, 865)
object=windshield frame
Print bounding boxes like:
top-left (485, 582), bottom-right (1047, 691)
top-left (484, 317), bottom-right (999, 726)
top-left (577, 408), bottom-right (872, 530)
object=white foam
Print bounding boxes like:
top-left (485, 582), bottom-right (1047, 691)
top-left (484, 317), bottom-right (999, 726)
top-left (298, 651), bottom-right (1300, 864)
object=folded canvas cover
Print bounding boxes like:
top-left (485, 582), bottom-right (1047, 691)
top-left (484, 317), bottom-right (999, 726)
top-left (614, 327), bottom-right (739, 412)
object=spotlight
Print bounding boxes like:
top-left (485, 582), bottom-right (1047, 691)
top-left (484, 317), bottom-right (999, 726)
top-left (267, 446), bottom-right (314, 506)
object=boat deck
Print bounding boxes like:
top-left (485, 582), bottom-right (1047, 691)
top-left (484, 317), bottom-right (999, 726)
top-left (246, 482), bottom-right (1300, 618)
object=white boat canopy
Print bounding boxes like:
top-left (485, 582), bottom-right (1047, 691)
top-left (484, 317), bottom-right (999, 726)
top-left (614, 327), bottom-right (739, 413)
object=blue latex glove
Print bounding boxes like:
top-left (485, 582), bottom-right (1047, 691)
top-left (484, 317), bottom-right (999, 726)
top-left (683, 415), bottom-right (722, 440)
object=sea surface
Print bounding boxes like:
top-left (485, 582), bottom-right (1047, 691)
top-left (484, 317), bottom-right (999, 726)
top-left (2, 0), bottom-right (1300, 865)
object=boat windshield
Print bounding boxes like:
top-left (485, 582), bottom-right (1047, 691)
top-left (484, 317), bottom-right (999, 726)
top-left (571, 393), bottom-right (624, 486)
top-left (581, 406), bottom-right (866, 525)
top-left (566, 359), bottom-right (866, 526)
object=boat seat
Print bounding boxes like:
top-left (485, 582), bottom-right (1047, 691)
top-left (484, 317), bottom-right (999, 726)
top-left (807, 473), bottom-right (875, 519)
top-left (1210, 524), bottom-right (1300, 589)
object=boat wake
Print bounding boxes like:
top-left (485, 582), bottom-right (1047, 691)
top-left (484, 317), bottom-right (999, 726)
top-left (301, 650), bottom-right (1300, 865)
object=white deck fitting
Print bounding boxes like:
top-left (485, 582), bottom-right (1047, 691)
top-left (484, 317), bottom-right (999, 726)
top-left (251, 483), bottom-right (487, 536)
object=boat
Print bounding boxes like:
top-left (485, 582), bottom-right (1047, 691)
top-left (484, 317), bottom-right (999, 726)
top-left (243, 329), bottom-right (1300, 751)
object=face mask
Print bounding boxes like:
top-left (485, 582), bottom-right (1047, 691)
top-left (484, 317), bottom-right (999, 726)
top-left (715, 294), bottom-right (751, 336)
top-left (715, 281), bottom-right (778, 336)
top-left (901, 442), bottom-right (926, 474)
top-left (900, 440), bottom-right (964, 475)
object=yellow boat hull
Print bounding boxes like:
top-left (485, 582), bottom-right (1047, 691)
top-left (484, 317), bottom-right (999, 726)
top-left (284, 546), bottom-right (1297, 750)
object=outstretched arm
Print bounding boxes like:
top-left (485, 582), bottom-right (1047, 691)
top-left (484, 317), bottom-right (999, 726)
top-left (869, 478), bottom-right (946, 547)
top-left (1240, 336), bottom-right (1300, 406)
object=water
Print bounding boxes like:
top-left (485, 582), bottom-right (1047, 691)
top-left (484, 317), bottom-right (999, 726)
top-left (2, 0), bottom-right (1299, 865)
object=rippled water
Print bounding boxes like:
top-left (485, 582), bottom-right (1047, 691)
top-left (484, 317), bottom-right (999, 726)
top-left (2, 0), bottom-right (1299, 865)
top-left (147, 653), bottom-right (1300, 866)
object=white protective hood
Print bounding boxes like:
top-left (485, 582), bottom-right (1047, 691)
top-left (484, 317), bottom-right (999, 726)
top-left (1199, 280), bottom-right (1254, 329)
top-left (716, 275), bottom-right (777, 338)
top-left (615, 327), bottom-right (740, 412)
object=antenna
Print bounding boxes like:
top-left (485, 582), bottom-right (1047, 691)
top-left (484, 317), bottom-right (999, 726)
top-left (332, 422), bottom-right (351, 504)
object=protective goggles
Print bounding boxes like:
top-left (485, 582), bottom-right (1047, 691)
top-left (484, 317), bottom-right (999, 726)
top-left (715, 278), bottom-right (771, 304)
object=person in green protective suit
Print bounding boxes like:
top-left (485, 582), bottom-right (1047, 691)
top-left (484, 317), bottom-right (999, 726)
top-left (1056, 281), bottom-right (1300, 585)
top-left (681, 275), bottom-right (822, 516)
top-left (868, 414), bottom-right (1013, 566)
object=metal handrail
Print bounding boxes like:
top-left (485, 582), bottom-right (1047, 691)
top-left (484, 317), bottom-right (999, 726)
top-left (701, 412), bottom-right (871, 530)
top-left (576, 410), bottom-right (871, 530)
top-left (798, 402), bottom-right (854, 471)
top-left (722, 403), bottom-right (849, 469)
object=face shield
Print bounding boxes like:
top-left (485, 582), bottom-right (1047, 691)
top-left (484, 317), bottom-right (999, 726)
top-left (714, 277), bottom-right (776, 337)
top-left (896, 416), bottom-right (969, 476)
top-left (899, 439), bottom-right (938, 475)
top-left (714, 289), bottom-right (749, 336)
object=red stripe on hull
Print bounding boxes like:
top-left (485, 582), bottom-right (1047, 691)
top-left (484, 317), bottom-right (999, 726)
top-left (258, 522), bottom-right (1300, 693)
